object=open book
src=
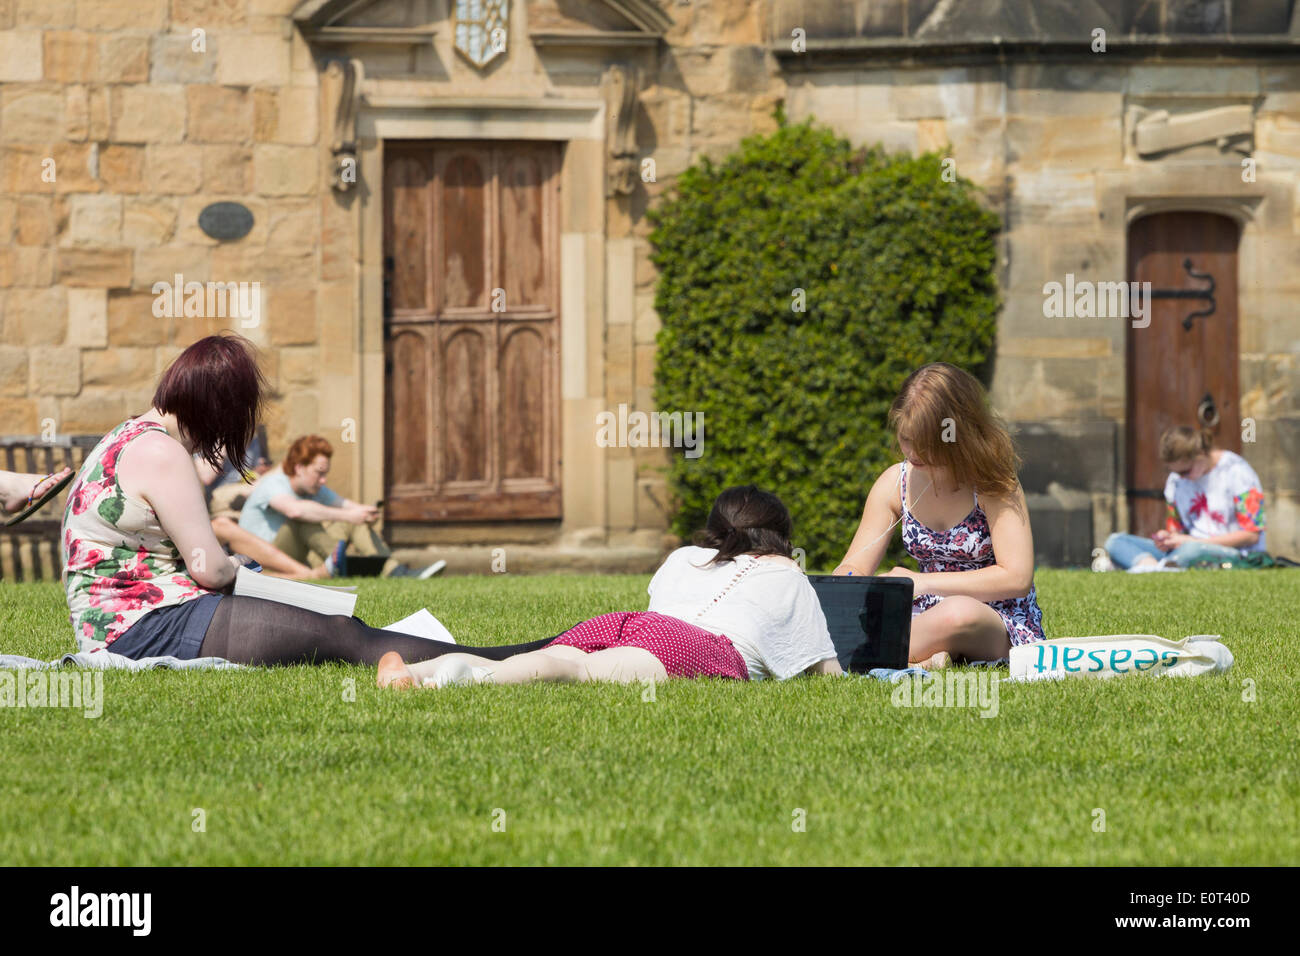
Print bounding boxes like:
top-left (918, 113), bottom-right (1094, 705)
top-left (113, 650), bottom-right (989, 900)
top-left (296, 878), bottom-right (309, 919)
top-left (234, 566), bottom-right (359, 616)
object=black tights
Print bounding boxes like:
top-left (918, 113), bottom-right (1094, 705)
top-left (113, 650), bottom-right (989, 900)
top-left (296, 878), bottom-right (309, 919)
top-left (197, 595), bottom-right (565, 667)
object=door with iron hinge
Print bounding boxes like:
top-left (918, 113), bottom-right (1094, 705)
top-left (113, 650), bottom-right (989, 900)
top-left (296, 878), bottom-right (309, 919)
top-left (1125, 211), bottom-right (1240, 535)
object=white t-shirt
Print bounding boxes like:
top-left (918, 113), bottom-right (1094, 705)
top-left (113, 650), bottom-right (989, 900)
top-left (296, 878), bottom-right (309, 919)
top-left (1163, 450), bottom-right (1266, 553)
top-left (646, 546), bottom-right (837, 680)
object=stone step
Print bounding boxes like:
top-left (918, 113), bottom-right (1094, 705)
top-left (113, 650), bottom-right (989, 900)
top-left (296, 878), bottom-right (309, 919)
top-left (387, 543), bottom-right (671, 576)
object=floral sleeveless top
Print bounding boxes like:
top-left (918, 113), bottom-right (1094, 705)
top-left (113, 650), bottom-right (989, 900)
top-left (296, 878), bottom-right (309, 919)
top-left (899, 461), bottom-right (1045, 646)
top-left (62, 419), bottom-right (213, 646)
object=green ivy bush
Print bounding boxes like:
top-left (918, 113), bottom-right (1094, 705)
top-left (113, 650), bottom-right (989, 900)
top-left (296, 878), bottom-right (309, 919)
top-left (648, 118), bottom-right (1001, 570)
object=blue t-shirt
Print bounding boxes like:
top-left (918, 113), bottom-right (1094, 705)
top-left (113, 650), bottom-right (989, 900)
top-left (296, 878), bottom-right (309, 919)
top-left (237, 468), bottom-right (343, 542)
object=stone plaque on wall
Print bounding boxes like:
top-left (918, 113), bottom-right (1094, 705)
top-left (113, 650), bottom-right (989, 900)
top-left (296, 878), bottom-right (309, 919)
top-left (197, 202), bottom-right (255, 241)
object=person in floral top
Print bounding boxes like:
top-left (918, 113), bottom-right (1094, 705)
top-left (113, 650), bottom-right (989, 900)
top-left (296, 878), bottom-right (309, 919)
top-left (1104, 426), bottom-right (1267, 571)
top-left (832, 363), bottom-right (1045, 669)
top-left (62, 332), bottom-right (560, 666)
top-left (60, 333), bottom-right (269, 649)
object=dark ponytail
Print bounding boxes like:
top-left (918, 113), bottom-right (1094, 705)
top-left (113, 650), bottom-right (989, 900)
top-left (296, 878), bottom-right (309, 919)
top-left (692, 484), bottom-right (794, 566)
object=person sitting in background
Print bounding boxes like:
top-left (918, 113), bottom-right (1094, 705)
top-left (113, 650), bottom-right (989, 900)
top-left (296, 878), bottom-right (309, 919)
top-left (193, 458), bottom-right (333, 583)
top-left (190, 427), bottom-right (332, 581)
top-left (1104, 426), bottom-right (1266, 571)
top-left (197, 424), bottom-right (272, 517)
top-left (237, 434), bottom-right (443, 579)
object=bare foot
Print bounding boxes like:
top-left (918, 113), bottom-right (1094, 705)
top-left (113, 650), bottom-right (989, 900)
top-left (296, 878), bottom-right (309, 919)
top-left (377, 651), bottom-right (414, 689)
top-left (914, 651), bottom-right (951, 671)
top-left (1, 466), bottom-right (73, 513)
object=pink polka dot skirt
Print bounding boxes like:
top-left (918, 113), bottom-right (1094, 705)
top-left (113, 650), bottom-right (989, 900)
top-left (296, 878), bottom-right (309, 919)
top-left (547, 612), bottom-right (750, 680)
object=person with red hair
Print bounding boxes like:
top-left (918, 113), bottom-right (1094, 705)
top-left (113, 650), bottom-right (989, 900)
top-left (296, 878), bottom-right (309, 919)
top-left (237, 434), bottom-right (440, 578)
top-left (59, 333), bottom-right (548, 665)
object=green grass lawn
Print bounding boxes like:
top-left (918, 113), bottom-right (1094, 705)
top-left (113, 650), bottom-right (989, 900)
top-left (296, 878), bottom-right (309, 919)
top-left (1, 568), bottom-right (1296, 865)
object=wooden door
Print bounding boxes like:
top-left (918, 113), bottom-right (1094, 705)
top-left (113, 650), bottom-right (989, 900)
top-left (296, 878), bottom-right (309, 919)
top-left (1125, 212), bottom-right (1240, 535)
top-left (384, 141), bottom-right (562, 522)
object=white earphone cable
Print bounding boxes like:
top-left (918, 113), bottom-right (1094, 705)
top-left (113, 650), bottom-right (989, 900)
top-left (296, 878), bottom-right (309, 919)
top-left (842, 475), bottom-right (932, 564)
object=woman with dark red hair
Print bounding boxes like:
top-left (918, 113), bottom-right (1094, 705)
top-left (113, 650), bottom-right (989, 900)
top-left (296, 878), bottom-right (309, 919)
top-left (60, 333), bottom-right (557, 665)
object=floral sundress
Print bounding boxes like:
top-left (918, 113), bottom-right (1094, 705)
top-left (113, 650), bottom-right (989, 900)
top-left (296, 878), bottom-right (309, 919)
top-left (61, 419), bottom-right (214, 646)
top-left (899, 461), bottom-right (1045, 646)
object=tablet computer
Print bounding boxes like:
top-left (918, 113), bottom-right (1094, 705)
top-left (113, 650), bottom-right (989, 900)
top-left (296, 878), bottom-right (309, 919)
top-left (806, 575), bottom-right (913, 672)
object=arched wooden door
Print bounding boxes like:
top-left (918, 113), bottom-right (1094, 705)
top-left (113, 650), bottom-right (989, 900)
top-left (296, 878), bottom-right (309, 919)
top-left (1125, 211), bottom-right (1240, 535)
top-left (383, 140), bottom-right (562, 522)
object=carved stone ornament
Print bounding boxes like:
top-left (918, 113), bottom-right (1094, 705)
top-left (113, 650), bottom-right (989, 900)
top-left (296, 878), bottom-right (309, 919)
top-left (603, 63), bottom-right (641, 198)
top-left (454, 0), bottom-right (509, 69)
top-left (325, 57), bottom-right (364, 192)
top-left (1134, 104), bottom-right (1254, 157)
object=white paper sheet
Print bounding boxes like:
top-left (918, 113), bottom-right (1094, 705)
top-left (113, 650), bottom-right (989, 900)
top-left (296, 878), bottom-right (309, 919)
top-left (382, 608), bottom-right (457, 644)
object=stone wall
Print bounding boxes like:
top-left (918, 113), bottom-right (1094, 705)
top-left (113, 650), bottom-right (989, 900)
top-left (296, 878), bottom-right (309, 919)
top-left (629, 0), bottom-right (785, 538)
top-left (4, 0), bottom-right (1297, 560)
top-left (785, 57), bottom-right (1300, 557)
top-left (0, 0), bottom-right (329, 477)
top-left (0, 0), bottom-right (790, 549)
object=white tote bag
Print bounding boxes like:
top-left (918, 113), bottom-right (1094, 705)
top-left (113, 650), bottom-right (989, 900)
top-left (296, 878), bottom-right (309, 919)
top-left (1010, 634), bottom-right (1233, 682)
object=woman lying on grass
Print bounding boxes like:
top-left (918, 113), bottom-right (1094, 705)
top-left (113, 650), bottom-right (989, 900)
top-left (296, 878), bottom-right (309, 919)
top-left (833, 362), bottom-right (1045, 669)
top-left (377, 485), bottom-right (843, 689)
top-left (60, 332), bottom-right (556, 666)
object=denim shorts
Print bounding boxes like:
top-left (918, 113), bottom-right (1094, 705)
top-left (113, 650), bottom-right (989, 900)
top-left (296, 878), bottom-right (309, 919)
top-left (104, 594), bottom-right (224, 661)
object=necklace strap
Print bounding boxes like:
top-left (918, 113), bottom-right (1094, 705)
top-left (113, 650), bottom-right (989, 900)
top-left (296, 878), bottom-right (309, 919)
top-left (692, 557), bottom-right (758, 623)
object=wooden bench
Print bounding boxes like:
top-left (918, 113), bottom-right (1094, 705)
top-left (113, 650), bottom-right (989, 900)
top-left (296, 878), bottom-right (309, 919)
top-left (0, 435), bottom-right (102, 582)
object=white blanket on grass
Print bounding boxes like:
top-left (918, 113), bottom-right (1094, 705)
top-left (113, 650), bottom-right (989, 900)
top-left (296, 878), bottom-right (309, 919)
top-left (0, 633), bottom-right (241, 671)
